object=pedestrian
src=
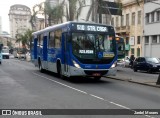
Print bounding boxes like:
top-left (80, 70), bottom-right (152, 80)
top-left (156, 73), bottom-right (160, 85)
top-left (129, 55), bottom-right (135, 68)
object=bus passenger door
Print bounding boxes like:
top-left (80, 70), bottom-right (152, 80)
top-left (62, 33), bottom-right (69, 75)
top-left (42, 36), bottom-right (48, 69)
top-left (33, 38), bottom-right (38, 66)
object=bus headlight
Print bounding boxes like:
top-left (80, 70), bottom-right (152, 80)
top-left (111, 61), bottom-right (117, 68)
top-left (72, 60), bottom-right (81, 68)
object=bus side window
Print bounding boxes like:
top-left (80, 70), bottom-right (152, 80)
top-left (49, 31), bottom-right (55, 48)
top-left (54, 30), bottom-right (62, 48)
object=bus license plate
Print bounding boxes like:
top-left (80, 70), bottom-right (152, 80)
top-left (93, 73), bottom-right (101, 76)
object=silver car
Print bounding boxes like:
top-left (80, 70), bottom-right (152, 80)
top-left (116, 56), bottom-right (130, 68)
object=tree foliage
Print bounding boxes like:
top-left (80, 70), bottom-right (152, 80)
top-left (16, 29), bottom-right (33, 49)
top-left (44, 1), bottom-right (65, 25)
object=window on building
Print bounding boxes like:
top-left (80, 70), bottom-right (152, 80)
top-left (151, 12), bottom-right (154, 22)
top-left (145, 36), bottom-right (149, 43)
top-left (121, 15), bottom-right (124, 26)
top-left (137, 36), bottom-right (141, 44)
top-left (138, 11), bottom-right (141, 24)
top-left (116, 17), bottom-right (119, 27)
top-left (111, 18), bottom-right (114, 26)
top-left (137, 48), bottom-right (140, 57)
top-left (126, 14), bottom-right (129, 26)
top-left (152, 35), bottom-right (157, 43)
top-left (146, 13), bottom-right (149, 23)
top-left (131, 48), bottom-right (134, 55)
top-left (132, 12), bottom-right (135, 25)
top-left (157, 11), bottom-right (160, 21)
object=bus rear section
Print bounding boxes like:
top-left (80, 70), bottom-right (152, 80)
top-left (32, 21), bottom-right (117, 80)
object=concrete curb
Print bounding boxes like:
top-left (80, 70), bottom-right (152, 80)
top-left (107, 76), bottom-right (160, 88)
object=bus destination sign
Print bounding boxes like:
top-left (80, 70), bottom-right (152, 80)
top-left (73, 24), bottom-right (108, 32)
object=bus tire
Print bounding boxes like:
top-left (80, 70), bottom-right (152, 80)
top-left (94, 77), bottom-right (101, 81)
top-left (0, 61), bottom-right (1, 64)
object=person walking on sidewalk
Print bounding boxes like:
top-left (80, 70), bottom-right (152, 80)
top-left (129, 55), bottom-right (135, 69)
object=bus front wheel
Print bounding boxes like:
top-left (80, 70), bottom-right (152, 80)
top-left (57, 63), bottom-right (65, 79)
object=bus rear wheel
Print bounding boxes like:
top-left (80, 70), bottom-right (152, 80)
top-left (57, 63), bottom-right (65, 79)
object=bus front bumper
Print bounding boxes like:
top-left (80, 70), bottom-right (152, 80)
top-left (69, 66), bottom-right (117, 77)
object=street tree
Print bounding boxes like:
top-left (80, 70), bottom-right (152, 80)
top-left (44, 1), bottom-right (65, 25)
top-left (16, 29), bottom-right (34, 50)
top-left (30, 3), bottom-right (43, 30)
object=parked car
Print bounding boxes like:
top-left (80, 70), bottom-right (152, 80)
top-left (133, 57), bottom-right (160, 73)
top-left (116, 56), bottom-right (130, 67)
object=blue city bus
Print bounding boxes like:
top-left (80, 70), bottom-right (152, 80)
top-left (32, 21), bottom-right (117, 80)
top-left (0, 43), bottom-right (3, 64)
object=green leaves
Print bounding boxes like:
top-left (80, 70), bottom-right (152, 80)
top-left (16, 29), bottom-right (33, 49)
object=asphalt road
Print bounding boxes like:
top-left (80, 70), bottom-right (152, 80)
top-left (0, 59), bottom-right (160, 118)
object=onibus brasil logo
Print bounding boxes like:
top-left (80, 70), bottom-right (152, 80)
top-left (1, 110), bottom-right (42, 116)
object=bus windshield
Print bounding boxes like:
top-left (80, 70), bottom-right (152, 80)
top-left (72, 33), bottom-right (115, 60)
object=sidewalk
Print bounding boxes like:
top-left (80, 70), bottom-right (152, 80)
top-left (108, 67), bottom-right (160, 88)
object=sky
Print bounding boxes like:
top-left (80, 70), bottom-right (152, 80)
top-left (0, 0), bottom-right (44, 33)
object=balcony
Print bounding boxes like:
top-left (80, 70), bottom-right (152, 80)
top-left (115, 26), bottom-right (130, 34)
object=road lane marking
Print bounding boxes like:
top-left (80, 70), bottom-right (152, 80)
top-left (33, 72), bottom-right (87, 94)
top-left (32, 72), bottom-right (155, 118)
top-left (90, 94), bottom-right (104, 100)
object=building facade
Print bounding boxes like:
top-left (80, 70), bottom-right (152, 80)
top-left (9, 4), bottom-right (32, 39)
top-left (112, 0), bottom-right (144, 58)
top-left (143, 0), bottom-right (160, 58)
